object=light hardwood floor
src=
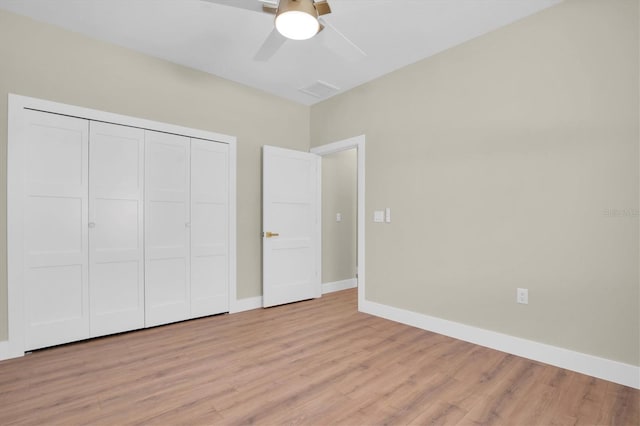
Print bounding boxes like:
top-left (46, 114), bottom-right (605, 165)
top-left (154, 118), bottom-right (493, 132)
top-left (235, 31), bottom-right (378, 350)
top-left (0, 288), bottom-right (637, 425)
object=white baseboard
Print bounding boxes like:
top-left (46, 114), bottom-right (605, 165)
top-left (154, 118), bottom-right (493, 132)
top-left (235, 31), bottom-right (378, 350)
top-left (322, 278), bottom-right (357, 294)
top-left (230, 296), bottom-right (263, 313)
top-left (0, 341), bottom-right (8, 361)
top-left (360, 299), bottom-right (639, 389)
top-left (0, 340), bottom-right (21, 362)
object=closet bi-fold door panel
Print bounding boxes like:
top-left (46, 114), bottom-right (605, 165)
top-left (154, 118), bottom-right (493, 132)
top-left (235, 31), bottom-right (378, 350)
top-left (89, 122), bottom-right (145, 337)
top-left (23, 110), bottom-right (90, 350)
top-left (145, 130), bottom-right (191, 327)
top-left (190, 139), bottom-right (229, 317)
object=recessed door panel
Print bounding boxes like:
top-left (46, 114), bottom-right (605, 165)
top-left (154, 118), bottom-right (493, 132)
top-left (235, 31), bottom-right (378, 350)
top-left (148, 201), bottom-right (189, 249)
top-left (145, 130), bottom-right (191, 327)
top-left (27, 265), bottom-right (84, 325)
top-left (26, 197), bottom-right (84, 254)
top-left (27, 125), bottom-right (84, 186)
top-left (91, 261), bottom-right (141, 314)
top-left (94, 199), bottom-right (140, 250)
top-left (191, 203), bottom-right (227, 250)
top-left (89, 122), bottom-right (145, 337)
top-left (191, 145), bottom-right (228, 202)
top-left (146, 258), bottom-right (189, 315)
top-left (191, 255), bottom-right (227, 317)
top-left (23, 110), bottom-right (90, 350)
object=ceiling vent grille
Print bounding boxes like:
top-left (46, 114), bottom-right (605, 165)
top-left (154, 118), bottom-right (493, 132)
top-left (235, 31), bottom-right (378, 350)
top-left (299, 80), bottom-right (340, 99)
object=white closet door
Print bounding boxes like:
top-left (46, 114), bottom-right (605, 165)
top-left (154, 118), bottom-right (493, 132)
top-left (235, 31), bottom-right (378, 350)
top-left (145, 130), bottom-right (191, 327)
top-left (89, 122), bottom-right (145, 337)
top-left (190, 139), bottom-right (229, 317)
top-left (23, 110), bottom-right (90, 350)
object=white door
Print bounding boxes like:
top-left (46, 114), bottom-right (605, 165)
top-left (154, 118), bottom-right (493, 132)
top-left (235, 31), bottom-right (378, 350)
top-left (145, 130), bottom-right (191, 326)
top-left (262, 146), bottom-right (321, 307)
top-left (190, 139), bottom-right (229, 317)
top-left (22, 110), bottom-right (90, 350)
top-left (89, 122), bottom-right (145, 337)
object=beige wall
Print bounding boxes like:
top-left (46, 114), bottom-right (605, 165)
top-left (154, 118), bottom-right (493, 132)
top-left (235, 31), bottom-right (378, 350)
top-left (0, 9), bottom-right (310, 340)
top-left (321, 149), bottom-right (357, 283)
top-left (311, 0), bottom-right (639, 365)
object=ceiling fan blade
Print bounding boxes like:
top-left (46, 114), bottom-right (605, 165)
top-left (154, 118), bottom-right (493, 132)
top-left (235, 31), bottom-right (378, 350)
top-left (314, 0), bottom-right (332, 16)
top-left (201, 0), bottom-right (276, 14)
top-left (254, 28), bottom-right (287, 61)
top-left (319, 18), bottom-right (366, 61)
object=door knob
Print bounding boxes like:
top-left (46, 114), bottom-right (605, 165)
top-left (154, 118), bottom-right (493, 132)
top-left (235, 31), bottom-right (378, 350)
top-left (265, 231), bottom-right (280, 238)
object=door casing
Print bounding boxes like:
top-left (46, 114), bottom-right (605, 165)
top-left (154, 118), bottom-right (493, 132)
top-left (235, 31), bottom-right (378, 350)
top-left (311, 135), bottom-right (366, 309)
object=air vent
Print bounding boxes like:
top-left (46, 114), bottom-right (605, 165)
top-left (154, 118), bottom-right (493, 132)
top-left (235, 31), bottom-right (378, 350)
top-left (299, 80), bottom-right (340, 99)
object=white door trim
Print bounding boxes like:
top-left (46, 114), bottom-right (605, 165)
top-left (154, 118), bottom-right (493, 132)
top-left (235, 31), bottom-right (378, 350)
top-left (310, 135), bottom-right (365, 309)
top-left (5, 93), bottom-right (237, 360)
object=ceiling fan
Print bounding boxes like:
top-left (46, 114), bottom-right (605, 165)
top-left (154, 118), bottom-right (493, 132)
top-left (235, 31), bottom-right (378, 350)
top-left (202, 0), bottom-right (366, 61)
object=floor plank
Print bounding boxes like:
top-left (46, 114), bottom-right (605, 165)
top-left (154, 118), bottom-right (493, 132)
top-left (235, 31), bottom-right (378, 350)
top-left (0, 288), bottom-right (637, 425)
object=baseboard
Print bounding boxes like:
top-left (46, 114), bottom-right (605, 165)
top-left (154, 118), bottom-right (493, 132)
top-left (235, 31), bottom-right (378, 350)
top-left (230, 296), bottom-right (263, 313)
top-left (0, 341), bottom-right (8, 361)
top-left (360, 299), bottom-right (639, 389)
top-left (0, 340), bottom-right (21, 362)
top-left (322, 278), bottom-right (357, 294)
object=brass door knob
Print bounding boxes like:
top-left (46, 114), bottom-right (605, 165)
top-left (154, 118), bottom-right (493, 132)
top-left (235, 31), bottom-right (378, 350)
top-left (265, 231), bottom-right (280, 238)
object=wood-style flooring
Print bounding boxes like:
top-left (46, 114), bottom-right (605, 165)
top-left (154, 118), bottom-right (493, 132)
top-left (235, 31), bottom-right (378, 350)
top-left (0, 288), bottom-right (637, 425)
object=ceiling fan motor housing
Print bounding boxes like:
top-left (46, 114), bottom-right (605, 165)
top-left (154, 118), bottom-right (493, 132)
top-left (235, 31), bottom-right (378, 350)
top-left (277, 0), bottom-right (318, 17)
top-left (275, 0), bottom-right (321, 40)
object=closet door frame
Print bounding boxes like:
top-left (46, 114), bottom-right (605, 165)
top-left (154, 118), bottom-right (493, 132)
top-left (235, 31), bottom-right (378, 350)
top-left (5, 94), bottom-right (237, 360)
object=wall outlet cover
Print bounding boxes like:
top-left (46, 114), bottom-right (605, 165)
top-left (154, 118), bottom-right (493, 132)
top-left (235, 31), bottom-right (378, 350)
top-left (517, 288), bottom-right (529, 304)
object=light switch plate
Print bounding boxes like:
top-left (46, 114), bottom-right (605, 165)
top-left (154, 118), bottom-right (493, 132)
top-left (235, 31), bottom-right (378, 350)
top-left (373, 210), bottom-right (384, 223)
top-left (385, 208), bottom-right (391, 223)
top-left (336, 213), bottom-right (342, 222)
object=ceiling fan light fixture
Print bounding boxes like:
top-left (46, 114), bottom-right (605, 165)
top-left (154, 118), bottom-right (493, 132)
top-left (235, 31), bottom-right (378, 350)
top-left (275, 0), bottom-right (320, 41)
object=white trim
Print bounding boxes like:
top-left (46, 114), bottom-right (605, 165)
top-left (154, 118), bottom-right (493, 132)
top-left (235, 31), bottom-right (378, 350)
top-left (322, 278), bottom-right (357, 294)
top-left (310, 135), bottom-right (365, 309)
top-left (231, 296), bottom-right (263, 313)
top-left (361, 299), bottom-right (640, 389)
top-left (315, 154), bottom-right (322, 299)
top-left (4, 94), bottom-right (237, 361)
top-left (0, 341), bottom-right (10, 361)
top-left (9, 95), bottom-right (235, 144)
top-left (227, 138), bottom-right (238, 315)
top-left (6, 95), bottom-right (26, 360)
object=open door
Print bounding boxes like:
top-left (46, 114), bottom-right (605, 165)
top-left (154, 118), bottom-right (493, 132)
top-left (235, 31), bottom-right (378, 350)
top-left (263, 146), bottom-right (321, 307)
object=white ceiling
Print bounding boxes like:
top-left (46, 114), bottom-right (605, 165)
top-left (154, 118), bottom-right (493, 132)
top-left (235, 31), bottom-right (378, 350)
top-left (0, 0), bottom-right (562, 105)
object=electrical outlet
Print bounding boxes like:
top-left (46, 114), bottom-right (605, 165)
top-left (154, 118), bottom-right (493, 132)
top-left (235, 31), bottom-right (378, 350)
top-left (517, 288), bottom-right (528, 304)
